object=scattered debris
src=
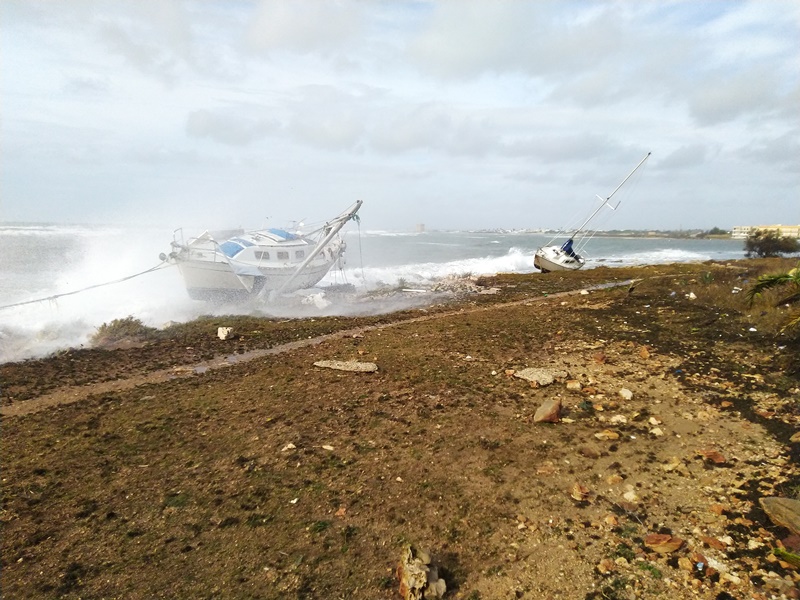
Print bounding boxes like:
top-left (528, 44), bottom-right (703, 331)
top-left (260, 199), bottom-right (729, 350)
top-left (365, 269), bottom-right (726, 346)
top-left (217, 326), bottom-right (235, 340)
top-left (644, 533), bottom-right (684, 554)
top-left (595, 429), bottom-right (620, 441)
top-left (697, 448), bottom-right (727, 465)
top-left (570, 482), bottom-right (592, 502)
top-left (397, 545), bottom-right (446, 600)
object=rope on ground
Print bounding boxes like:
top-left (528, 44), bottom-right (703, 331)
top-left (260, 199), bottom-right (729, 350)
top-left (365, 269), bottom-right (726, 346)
top-left (0, 261), bottom-right (174, 311)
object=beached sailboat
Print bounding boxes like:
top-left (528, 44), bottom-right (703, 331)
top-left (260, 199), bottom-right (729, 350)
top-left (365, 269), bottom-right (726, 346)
top-left (162, 200), bottom-right (363, 301)
top-left (534, 153), bottom-right (651, 273)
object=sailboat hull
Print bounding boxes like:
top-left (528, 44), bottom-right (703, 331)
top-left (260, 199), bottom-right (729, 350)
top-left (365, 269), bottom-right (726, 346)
top-left (534, 245), bottom-right (585, 273)
top-left (177, 258), bottom-right (338, 302)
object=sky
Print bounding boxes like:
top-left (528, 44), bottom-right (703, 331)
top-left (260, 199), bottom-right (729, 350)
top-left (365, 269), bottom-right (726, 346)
top-left (1, 0), bottom-right (798, 232)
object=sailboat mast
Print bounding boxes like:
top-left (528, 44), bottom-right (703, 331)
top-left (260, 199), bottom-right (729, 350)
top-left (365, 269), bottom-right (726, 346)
top-left (570, 152), bottom-right (651, 238)
top-left (271, 200), bottom-right (363, 295)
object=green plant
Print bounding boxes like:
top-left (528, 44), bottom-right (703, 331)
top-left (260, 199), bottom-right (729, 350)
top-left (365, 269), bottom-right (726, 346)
top-left (309, 520), bottom-right (331, 533)
top-left (162, 492), bottom-right (189, 508)
top-left (341, 524), bottom-right (358, 552)
top-left (637, 562), bottom-right (663, 578)
top-left (245, 514), bottom-right (274, 528)
top-left (746, 263), bottom-right (800, 331)
top-left (91, 316), bottom-right (158, 345)
top-left (612, 542), bottom-right (636, 561)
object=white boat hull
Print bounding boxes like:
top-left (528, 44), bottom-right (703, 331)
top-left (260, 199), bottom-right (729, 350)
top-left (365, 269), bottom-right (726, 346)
top-left (177, 255), bottom-right (340, 302)
top-left (534, 245), bottom-right (585, 273)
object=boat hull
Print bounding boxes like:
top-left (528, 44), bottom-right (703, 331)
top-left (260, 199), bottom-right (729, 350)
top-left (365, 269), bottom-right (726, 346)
top-left (534, 245), bottom-right (585, 273)
top-left (177, 258), bottom-right (338, 302)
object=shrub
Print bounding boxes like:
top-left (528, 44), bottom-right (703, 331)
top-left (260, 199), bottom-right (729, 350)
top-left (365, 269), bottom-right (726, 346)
top-left (744, 230), bottom-right (799, 258)
top-left (91, 316), bottom-right (158, 346)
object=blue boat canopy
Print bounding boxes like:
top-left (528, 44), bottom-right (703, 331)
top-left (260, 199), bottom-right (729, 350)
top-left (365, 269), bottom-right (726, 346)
top-left (220, 238), bottom-right (254, 258)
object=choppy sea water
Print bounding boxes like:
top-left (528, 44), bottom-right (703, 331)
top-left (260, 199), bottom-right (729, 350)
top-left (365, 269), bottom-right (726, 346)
top-left (0, 223), bottom-right (746, 363)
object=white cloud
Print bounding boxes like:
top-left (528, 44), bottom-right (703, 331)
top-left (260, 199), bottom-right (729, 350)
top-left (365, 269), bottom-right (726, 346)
top-left (245, 0), bottom-right (365, 55)
top-left (0, 0), bottom-right (797, 231)
top-left (186, 109), bottom-right (280, 146)
top-left (658, 144), bottom-right (711, 170)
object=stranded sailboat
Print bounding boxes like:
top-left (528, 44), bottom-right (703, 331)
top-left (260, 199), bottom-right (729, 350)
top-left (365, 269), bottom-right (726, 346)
top-left (162, 200), bottom-right (363, 302)
top-left (534, 153), bottom-right (651, 273)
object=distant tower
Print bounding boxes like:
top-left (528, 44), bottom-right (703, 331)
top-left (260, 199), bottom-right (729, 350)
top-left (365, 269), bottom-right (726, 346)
top-left (415, 223), bottom-right (425, 233)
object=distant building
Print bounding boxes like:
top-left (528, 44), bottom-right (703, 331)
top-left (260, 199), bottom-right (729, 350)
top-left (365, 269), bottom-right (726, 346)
top-left (731, 224), bottom-right (800, 239)
top-left (415, 223), bottom-right (425, 233)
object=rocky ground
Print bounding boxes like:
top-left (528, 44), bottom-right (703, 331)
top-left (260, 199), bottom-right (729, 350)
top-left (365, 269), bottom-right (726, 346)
top-left (2, 260), bottom-right (799, 599)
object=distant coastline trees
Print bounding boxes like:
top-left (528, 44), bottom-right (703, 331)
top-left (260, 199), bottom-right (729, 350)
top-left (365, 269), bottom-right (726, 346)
top-left (744, 229), bottom-right (800, 258)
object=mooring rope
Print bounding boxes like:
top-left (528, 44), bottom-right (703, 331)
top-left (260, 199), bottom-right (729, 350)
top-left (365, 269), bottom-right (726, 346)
top-left (0, 261), bottom-right (173, 311)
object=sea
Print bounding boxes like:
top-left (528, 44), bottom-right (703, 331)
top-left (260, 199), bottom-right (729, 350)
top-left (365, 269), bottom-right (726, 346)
top-left (0, 223), bottom-right (747, 364)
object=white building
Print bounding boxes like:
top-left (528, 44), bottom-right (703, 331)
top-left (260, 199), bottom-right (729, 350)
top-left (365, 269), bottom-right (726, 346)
top-left (731, 224), bottom-right (800, 239)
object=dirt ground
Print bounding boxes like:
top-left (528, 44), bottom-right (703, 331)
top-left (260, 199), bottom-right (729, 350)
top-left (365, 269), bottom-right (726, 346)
top-left (2, 260), bottom-right (799, 599)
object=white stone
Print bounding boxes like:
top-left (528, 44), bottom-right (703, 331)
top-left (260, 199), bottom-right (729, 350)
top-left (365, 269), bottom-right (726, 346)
top-left (514, 368), bottom-right (568, 387)
top-left (313, 360), bottom-right (378, 372)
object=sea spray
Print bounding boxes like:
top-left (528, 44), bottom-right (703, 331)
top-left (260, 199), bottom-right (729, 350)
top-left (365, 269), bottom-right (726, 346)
top-left (0, 224), bottom-right (745, 362)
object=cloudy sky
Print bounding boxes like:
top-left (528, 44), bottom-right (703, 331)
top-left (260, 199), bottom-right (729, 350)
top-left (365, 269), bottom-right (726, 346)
top-left (1, 1), bottom-right (798, 231)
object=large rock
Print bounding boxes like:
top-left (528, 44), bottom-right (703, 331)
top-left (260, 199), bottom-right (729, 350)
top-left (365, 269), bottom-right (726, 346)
top-left (534, 398), bottom-right (562, 423)
top-left (313, 360), bottom-right (378, 373)
top-left (514, 368), bottom-right (568, 387)
top-left (760, 497), bottom-right (800, 536)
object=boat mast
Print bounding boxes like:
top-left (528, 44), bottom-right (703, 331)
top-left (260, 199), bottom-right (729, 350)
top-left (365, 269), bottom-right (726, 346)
top-left (569, 152), bottom-right (651, 239)
top-left (270, 200), bottom-right (363, 296)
